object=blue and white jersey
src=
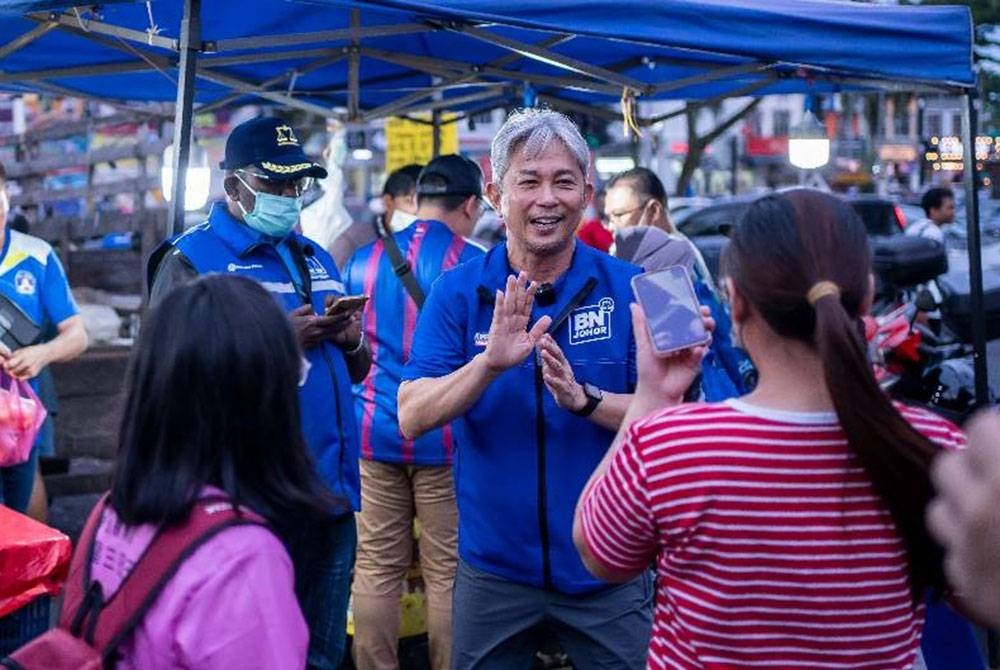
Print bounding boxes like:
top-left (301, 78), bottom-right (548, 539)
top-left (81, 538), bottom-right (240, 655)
top-left (343, 220), bottom-right (483, 466)
top-left (0, 229), bottom-right (78, 330)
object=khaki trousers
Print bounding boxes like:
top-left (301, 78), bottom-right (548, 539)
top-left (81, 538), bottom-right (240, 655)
top-left (352, 459), bottom-right (458, 670)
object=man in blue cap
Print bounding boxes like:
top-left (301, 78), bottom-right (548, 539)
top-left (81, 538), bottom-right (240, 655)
top-left (148, 116), bottom-right (370, 670)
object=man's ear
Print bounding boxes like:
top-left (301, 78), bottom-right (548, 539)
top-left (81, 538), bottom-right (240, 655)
top-left (223, 174), bottom-right (241, 201)
top-left (464, 195), bottom-right (479, 220)
top-left (726, 277), bottom-right (748, 324)
top-left (486, 182), bottom-right (502, 214)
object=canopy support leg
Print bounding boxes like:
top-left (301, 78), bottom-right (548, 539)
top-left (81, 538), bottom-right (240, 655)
top-left (169, 0), bottom-right (201, 237)
top-left (960, 92), bottom-right (990, 405)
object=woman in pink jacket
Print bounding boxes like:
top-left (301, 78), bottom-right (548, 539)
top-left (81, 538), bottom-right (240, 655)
top-left (91, 274), bottom-right (343, 669)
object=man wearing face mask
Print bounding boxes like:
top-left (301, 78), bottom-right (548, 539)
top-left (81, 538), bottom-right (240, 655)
top-left (330, 164), bottom-right (422, 270)
top-left (148, 116), bottom-right (370, 670)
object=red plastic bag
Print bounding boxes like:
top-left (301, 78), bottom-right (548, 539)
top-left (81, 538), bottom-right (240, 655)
top-left (0, 505), bottom-right (72, 618)
top-left (0, 371), bottom-right (47, 467)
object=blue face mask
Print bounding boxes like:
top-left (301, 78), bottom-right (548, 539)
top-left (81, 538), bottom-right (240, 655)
top-left (235, 174), bottom-right (302, 238)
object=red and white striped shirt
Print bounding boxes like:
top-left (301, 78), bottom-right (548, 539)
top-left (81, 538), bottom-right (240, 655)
top-left (580, 399), bottom-right (964, 670)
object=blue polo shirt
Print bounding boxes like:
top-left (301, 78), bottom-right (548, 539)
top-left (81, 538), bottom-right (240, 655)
top-left (403, 242), bottom-right (640, 594)
top-left (0, 229), bottom-right (78, 331)
top-left (343, 220), bottom-right (483, 466)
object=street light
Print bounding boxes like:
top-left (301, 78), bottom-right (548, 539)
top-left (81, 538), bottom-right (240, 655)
top-left (161, 142), bottom-right (211, 211)
top-left (788, 110), bottom-right (830, 170)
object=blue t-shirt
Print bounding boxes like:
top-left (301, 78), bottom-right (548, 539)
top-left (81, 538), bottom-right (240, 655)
top-left (403, 242), bottom-right (641, 594)
top-left (343, 220), bottom-right (483, 466)
top-left (0, 229), bottom-right (78, 330)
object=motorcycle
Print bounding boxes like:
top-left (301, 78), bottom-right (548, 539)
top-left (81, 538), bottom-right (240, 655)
top-left (865, 286), bottom-right (981, 425)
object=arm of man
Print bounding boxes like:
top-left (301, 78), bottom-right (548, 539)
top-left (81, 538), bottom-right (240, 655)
top-left (399, 272), bottom-right (551, 440)
top-left (3, 247), bottom-right (89, 379)
top-left (330, 307), bottom-right (371, 384)
top-left (536, 333), bottom-right (631, 431)
top-left (4, 315), bottom-right (88, 380)
top-left (399, 353), bottom-right (502, 439)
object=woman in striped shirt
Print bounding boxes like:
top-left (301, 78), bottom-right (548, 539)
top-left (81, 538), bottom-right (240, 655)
top-left (574, 189), bottom-right (964, 669)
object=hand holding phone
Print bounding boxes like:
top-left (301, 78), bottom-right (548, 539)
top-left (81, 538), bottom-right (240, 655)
top-left (325, 295), bottom-right (368, 318)
top-left (630, 266), bottom-right (710, 356)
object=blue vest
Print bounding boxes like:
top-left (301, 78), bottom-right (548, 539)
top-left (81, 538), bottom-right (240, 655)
top-left (159, 204), bottom-right (360, 511)
top-left (405, 243), bottom-right (641, 594)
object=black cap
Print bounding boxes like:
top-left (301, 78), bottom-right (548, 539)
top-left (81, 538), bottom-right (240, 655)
top-left (416, 154), bottom-right (482, 197)
top-left (220, 116), bottom-right (328, 180)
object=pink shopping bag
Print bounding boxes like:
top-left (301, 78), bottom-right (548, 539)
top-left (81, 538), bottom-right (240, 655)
top-left (0, 371), bottom-right (47, 467)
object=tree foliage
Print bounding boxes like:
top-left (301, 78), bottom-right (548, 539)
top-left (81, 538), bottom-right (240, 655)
top-left (907, 0), bottom-right (1000, 124)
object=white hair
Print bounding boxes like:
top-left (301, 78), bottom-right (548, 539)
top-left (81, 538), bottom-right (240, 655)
top-left (490, 108), bottom-right (590, 186)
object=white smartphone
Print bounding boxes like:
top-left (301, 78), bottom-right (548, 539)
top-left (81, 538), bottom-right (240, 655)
top-left (630, 266), bottom-right (711, 356)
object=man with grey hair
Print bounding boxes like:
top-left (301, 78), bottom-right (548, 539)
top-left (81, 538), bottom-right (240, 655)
top-left (398, 108), bottom-right (650, 668)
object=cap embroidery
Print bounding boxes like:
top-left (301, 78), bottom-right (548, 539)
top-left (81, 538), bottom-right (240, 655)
top-left (260, 160), bottom-right (314, 174)
top-left (275, 125), bottom-right (299, 147)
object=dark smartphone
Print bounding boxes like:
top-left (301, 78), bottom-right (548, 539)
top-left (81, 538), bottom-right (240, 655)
top-left (325, 295), bottom-right (369, 317)
top-left (630, 266), bottom-right (710, 356)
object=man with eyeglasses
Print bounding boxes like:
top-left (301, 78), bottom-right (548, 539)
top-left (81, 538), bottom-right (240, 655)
top-left (148, 116), bottom-right (370, 670)
top-left (603, 167), bottom-right (674, 234)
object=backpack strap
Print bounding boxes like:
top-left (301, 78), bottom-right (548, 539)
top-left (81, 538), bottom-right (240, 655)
top-left (61, 496), bottom-right (268, 662)
top-left (379, 227), bottom-right (426, 309)
top-left (58, 493), bottom-right (110, 636)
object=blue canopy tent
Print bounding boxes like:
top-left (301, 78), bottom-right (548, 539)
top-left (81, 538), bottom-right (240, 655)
top-left (0, 0), bottom-right (988, 403)
top-left (0, 1), bottom-right (975, 112)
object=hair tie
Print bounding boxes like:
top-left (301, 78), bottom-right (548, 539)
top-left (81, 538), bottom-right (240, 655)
top-left (806, 281), bottom-right (840, 306)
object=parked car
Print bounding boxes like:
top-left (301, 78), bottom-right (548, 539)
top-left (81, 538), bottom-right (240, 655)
top-left (677, 194), bottom-right (909, 278)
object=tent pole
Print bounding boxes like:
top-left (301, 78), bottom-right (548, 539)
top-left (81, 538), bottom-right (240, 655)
top-left (960, 92), bottom-right (990, 405)
top-left (169, 0), bottom-right (201, 237)
top-left (432, 109), bottom-right (442, 158)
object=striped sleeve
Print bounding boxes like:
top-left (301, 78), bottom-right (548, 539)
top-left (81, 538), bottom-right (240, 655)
top-left (898, 404), bottom-right (967, 451)
top-left (580, 424), bottom-right (657, 574)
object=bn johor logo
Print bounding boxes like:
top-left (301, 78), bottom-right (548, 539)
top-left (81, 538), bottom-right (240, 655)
top-left (569, 297), bottom-right (614, 345)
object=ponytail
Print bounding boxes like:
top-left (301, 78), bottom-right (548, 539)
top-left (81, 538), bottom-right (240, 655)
top-left (812, 292), bottom-right (944, 601)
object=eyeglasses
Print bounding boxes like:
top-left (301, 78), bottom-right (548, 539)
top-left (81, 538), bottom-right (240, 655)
top-left (236, 169), bottom-right (314, 197)
top-left (606, 200), bottom-right (651, 223)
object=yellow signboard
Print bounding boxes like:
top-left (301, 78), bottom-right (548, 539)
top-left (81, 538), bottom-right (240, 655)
top-left (385, 114), bottom-right (459, 173)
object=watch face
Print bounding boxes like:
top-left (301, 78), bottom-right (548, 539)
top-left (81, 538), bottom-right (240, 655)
top-left (584, 383), bottom-right (603, 401)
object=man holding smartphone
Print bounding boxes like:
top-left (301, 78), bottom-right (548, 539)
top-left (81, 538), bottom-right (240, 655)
top-left (147, 116), bottom-right (369, 670)
top-left (398, 110), bottom-right (650, 669)
top-left (342, 155), bottom-right (485, 670)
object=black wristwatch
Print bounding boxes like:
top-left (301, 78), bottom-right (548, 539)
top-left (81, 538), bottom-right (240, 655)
top-left (571, 382), bottom-right (603, 418)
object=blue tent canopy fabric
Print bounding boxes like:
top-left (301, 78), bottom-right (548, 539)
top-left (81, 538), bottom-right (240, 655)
top-left (0, 0), bottom-right (975, 120)
top-left (345, 0), bottom-right (975, 88)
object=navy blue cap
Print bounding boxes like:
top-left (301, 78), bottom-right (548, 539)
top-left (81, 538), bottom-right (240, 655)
top-left (417, 154), bottom-right (482, 197)
top-left (220, 116), bottom-right (327, 180)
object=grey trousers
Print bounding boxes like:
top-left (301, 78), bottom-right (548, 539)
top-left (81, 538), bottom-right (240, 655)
top-left (451, 560), bottom-right (653, 670)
